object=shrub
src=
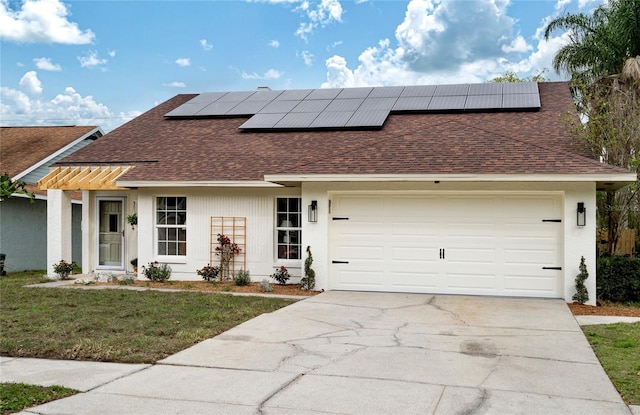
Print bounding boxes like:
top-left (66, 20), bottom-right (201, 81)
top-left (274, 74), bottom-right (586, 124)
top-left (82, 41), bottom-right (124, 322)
top-left (259, 279), bottom-right (273, 292)
top-left (573, 256), bottom-right (589, 304)
top-left (142, 261), bottom-right (171, 282)
top-left (271, 266), bottom-right (290, 285)
top-left (53, 260), bottom-right (75, 279)
top-left (301, 246), bottom-right (316, 290)
top-left (233, 269), bottom-right (251, 286)
top-left (597, 256), bottom-right (640, 303)
top-left (197, 264), bottom-right (220, 282)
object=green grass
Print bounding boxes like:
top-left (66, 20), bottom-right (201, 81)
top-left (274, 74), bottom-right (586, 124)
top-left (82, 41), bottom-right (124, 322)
top-left (0, 382), bottom-right (77, 415)
top-left (583, 322), bottom-right (640, 405)
top-left (0, 272), bottom-right (294, 363)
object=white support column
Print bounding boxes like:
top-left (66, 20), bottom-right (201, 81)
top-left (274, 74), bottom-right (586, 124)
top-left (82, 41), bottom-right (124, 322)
top-left (47, 189), bottom-right (73, 277)
top-left (81, 190), bottom-right (91, 274)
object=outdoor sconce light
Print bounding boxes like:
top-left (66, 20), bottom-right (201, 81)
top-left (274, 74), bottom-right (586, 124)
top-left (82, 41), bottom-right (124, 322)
top-left (577, 202), bottom-right (586, 227)
top-left (308, 200), bottom-right (318, 223)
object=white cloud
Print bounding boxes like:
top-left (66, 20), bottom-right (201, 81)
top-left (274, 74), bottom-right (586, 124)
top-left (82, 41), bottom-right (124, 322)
top-left (19, 71), bottom-right (43, 95)
top-left (200, 38), bottom-right (213, 51)
top-left (294, 0), bottom-right (344, 40)
top-left (175, 58), bottom-right (191, 67)
top-left (268, 39), bottom-right (280, 48)
top-left (241, 68), bottom-right (283, 80)
top-left (300, 50), bottom-right (314, 66)
top-left (34, 57), bottom-right (61, 71)
top-left (1, 78), bottom-right (141, 132)
top-left (0, 0), bottom-right (94, 44)
top-left (501, 36), bottom-right (533, 53)
top-left (78, 50), bottom-right (107, 68)
top-left (322, 0), bottom-right (571, 88)
top-left (163, 81), bottom-right (187, 88)
top-left (108, 50), bottom-right (116, 57)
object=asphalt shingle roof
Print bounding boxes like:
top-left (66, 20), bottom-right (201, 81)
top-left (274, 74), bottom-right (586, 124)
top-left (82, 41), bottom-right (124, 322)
top-left (1, 126), bottom-right (99, 178)
top-left (57, 82), bottom-right (628, 182)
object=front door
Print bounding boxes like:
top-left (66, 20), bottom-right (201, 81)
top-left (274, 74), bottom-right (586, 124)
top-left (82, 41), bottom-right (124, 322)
top-left (97, 198), bottom-right (124, 269)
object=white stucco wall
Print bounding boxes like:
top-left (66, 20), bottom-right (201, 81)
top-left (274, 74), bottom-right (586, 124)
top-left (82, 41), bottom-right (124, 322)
top-left (79, 181), bottom-right (598, 303)
top-left (136, 187), bottom-right (303, 281)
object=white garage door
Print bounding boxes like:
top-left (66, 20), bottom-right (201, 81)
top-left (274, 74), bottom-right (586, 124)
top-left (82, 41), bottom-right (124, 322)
top-left (330, 193), bottom-right (563, 298)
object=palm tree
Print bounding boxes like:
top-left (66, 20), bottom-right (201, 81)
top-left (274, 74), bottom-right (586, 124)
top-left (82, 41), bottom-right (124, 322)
top-left (545, 0), bottom-right (640, 255)
top-left (543, 0), bottom-right (640, 83)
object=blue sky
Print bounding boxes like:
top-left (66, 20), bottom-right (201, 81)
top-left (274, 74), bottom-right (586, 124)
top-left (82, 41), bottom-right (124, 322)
top-left (1, 0), bottom-right (604, 132)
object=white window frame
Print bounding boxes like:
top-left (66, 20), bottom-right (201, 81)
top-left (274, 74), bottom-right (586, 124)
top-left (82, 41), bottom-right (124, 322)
top-left (275, 197), bottom-right (302, 262)
top-left (155, 196), bottom-right (187, 262)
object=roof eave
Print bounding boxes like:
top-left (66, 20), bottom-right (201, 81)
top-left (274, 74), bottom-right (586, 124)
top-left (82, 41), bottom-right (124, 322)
top-left (116, 180), bottom-right (285, 188)
top-left (264, 173), bottom-right (637, 190)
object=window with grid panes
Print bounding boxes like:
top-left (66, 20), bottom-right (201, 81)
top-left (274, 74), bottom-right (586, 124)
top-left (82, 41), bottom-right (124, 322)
top-left (276, 197), bottom-right (301, 260)
top-left (156, 197), bottom-right (187, 256)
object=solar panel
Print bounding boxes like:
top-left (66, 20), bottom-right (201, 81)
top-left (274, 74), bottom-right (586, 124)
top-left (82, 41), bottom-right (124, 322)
top-left (225, 100), bottom-right (270, 115)
top-left (465, 94), bottom-right (503, 110)
top-left (245, 90), bottom-right (283, 101)
top-left (502, 93), bottom-right (541, 109)
top-left (168, 82), bottom-right (542, 127)
top-left (196, 101), bottom-right (241, 116)
top-left (186, 92), bottom-right (226, 104)
top-left (369, 86), bottom-right (404, 98)
top-left (218, 91), bottom-right (255, 102)
top-left (392, 96), bottom-right (432, 111)
top-left (274, 112), bottom-right (320, 129)
top-left (291, 100), bottom-right (332, 113)
top-left (164, 102), bottom-right (211, 117)
top-left (359, 97), bottom-right (398, 111)
top-left (428, 95), bottom-right (467, 110)
top-left (503, 82), bottom-right (538, 94)
top-left (275, 89), bottom-right (313, 100)
top-left (239, 113), bottom-right (286, 129)
top-left (336, 87), bottom-right (373, 99)
top-left (309, 111), bottom-right (354, 128)
top-left (345, 110), bottom-right (389, 127)
top-left (468, 83), bottom-right (502, 95)
top-left (400, 85), bottom-right (436, 97)
top-left (306, 88), bottom-right (342, 100)
top-left (258, 100), bottom-right (301, 114)
top-left (325, 98), bottom-right (365, 112)
top-left (434, 84), bottom-right (470, 96)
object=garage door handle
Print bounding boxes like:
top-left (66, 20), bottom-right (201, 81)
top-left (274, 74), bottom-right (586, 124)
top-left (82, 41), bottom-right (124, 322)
top-left (332, 217), bottom-right (350, 221)
top-left (542, 219), bottom-right (562, 223)
top-left (542, 267), bottom-right (562, 270)
top-left (332, 260), bottom-right (349, 264)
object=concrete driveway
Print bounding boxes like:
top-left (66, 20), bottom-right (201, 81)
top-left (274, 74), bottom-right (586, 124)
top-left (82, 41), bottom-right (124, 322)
top-left (21, 291), bottom-right (631, 414)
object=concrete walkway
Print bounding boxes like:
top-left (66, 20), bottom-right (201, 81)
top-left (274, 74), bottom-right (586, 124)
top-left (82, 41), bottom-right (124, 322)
top-left (2, 291), bottom-right (636, 414)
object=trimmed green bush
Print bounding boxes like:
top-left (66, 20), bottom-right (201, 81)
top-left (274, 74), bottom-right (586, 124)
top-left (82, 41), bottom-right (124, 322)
top-left (597, 256), bottom-right (640, 302)
top-left (233, 269), bottom-right (251, 286)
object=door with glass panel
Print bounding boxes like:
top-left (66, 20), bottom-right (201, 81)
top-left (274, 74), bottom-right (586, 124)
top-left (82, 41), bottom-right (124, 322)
top-left (97, 198), bottom-right (124, 268)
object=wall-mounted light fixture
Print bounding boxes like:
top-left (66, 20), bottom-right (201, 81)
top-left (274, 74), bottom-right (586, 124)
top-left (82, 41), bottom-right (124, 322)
top-left (308, 200), bottom-right (318, 223)
top-left (577, 202), bottom-right (586, 226)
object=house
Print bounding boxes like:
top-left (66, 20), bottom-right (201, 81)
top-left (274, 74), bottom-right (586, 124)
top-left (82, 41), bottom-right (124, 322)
top-left (38, 82), bottom-right (635, 304)
top-left (0, 126), bottom-right (103, 272)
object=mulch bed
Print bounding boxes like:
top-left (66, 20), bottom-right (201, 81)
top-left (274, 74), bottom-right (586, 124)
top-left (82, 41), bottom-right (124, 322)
top-left (568, 302), bottom-right (640, 317)
top-left (95, 280), bottom-right (320, 297)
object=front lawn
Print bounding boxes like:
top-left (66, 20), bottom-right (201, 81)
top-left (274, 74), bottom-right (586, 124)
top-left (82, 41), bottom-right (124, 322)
top-left (583, 322), bottom-right (640, 405)
top-left (0, 383), bottom-right (77, 415)
top-left (0, 272), bottom-right (294, 363)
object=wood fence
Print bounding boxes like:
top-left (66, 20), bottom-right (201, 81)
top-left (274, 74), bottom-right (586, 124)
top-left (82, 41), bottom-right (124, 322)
top-left (597, 229), bottom-right (637, 256)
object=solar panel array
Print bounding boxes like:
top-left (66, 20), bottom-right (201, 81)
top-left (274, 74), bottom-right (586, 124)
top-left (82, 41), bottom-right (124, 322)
top-left (164, 82), bottom-right (541, 130)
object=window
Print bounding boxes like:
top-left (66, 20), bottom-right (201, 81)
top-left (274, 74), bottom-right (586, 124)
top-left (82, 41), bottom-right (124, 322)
top-left (276, 197), bottom-right (301, 260)
top-left (156, 197), bottom-right (187, 256)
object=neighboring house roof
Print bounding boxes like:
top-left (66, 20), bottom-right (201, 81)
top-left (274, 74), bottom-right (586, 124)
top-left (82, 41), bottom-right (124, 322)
top-left (1, 126), bottom-right (103, 181)
top-left (54, 82), bottom-right (632, 187)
